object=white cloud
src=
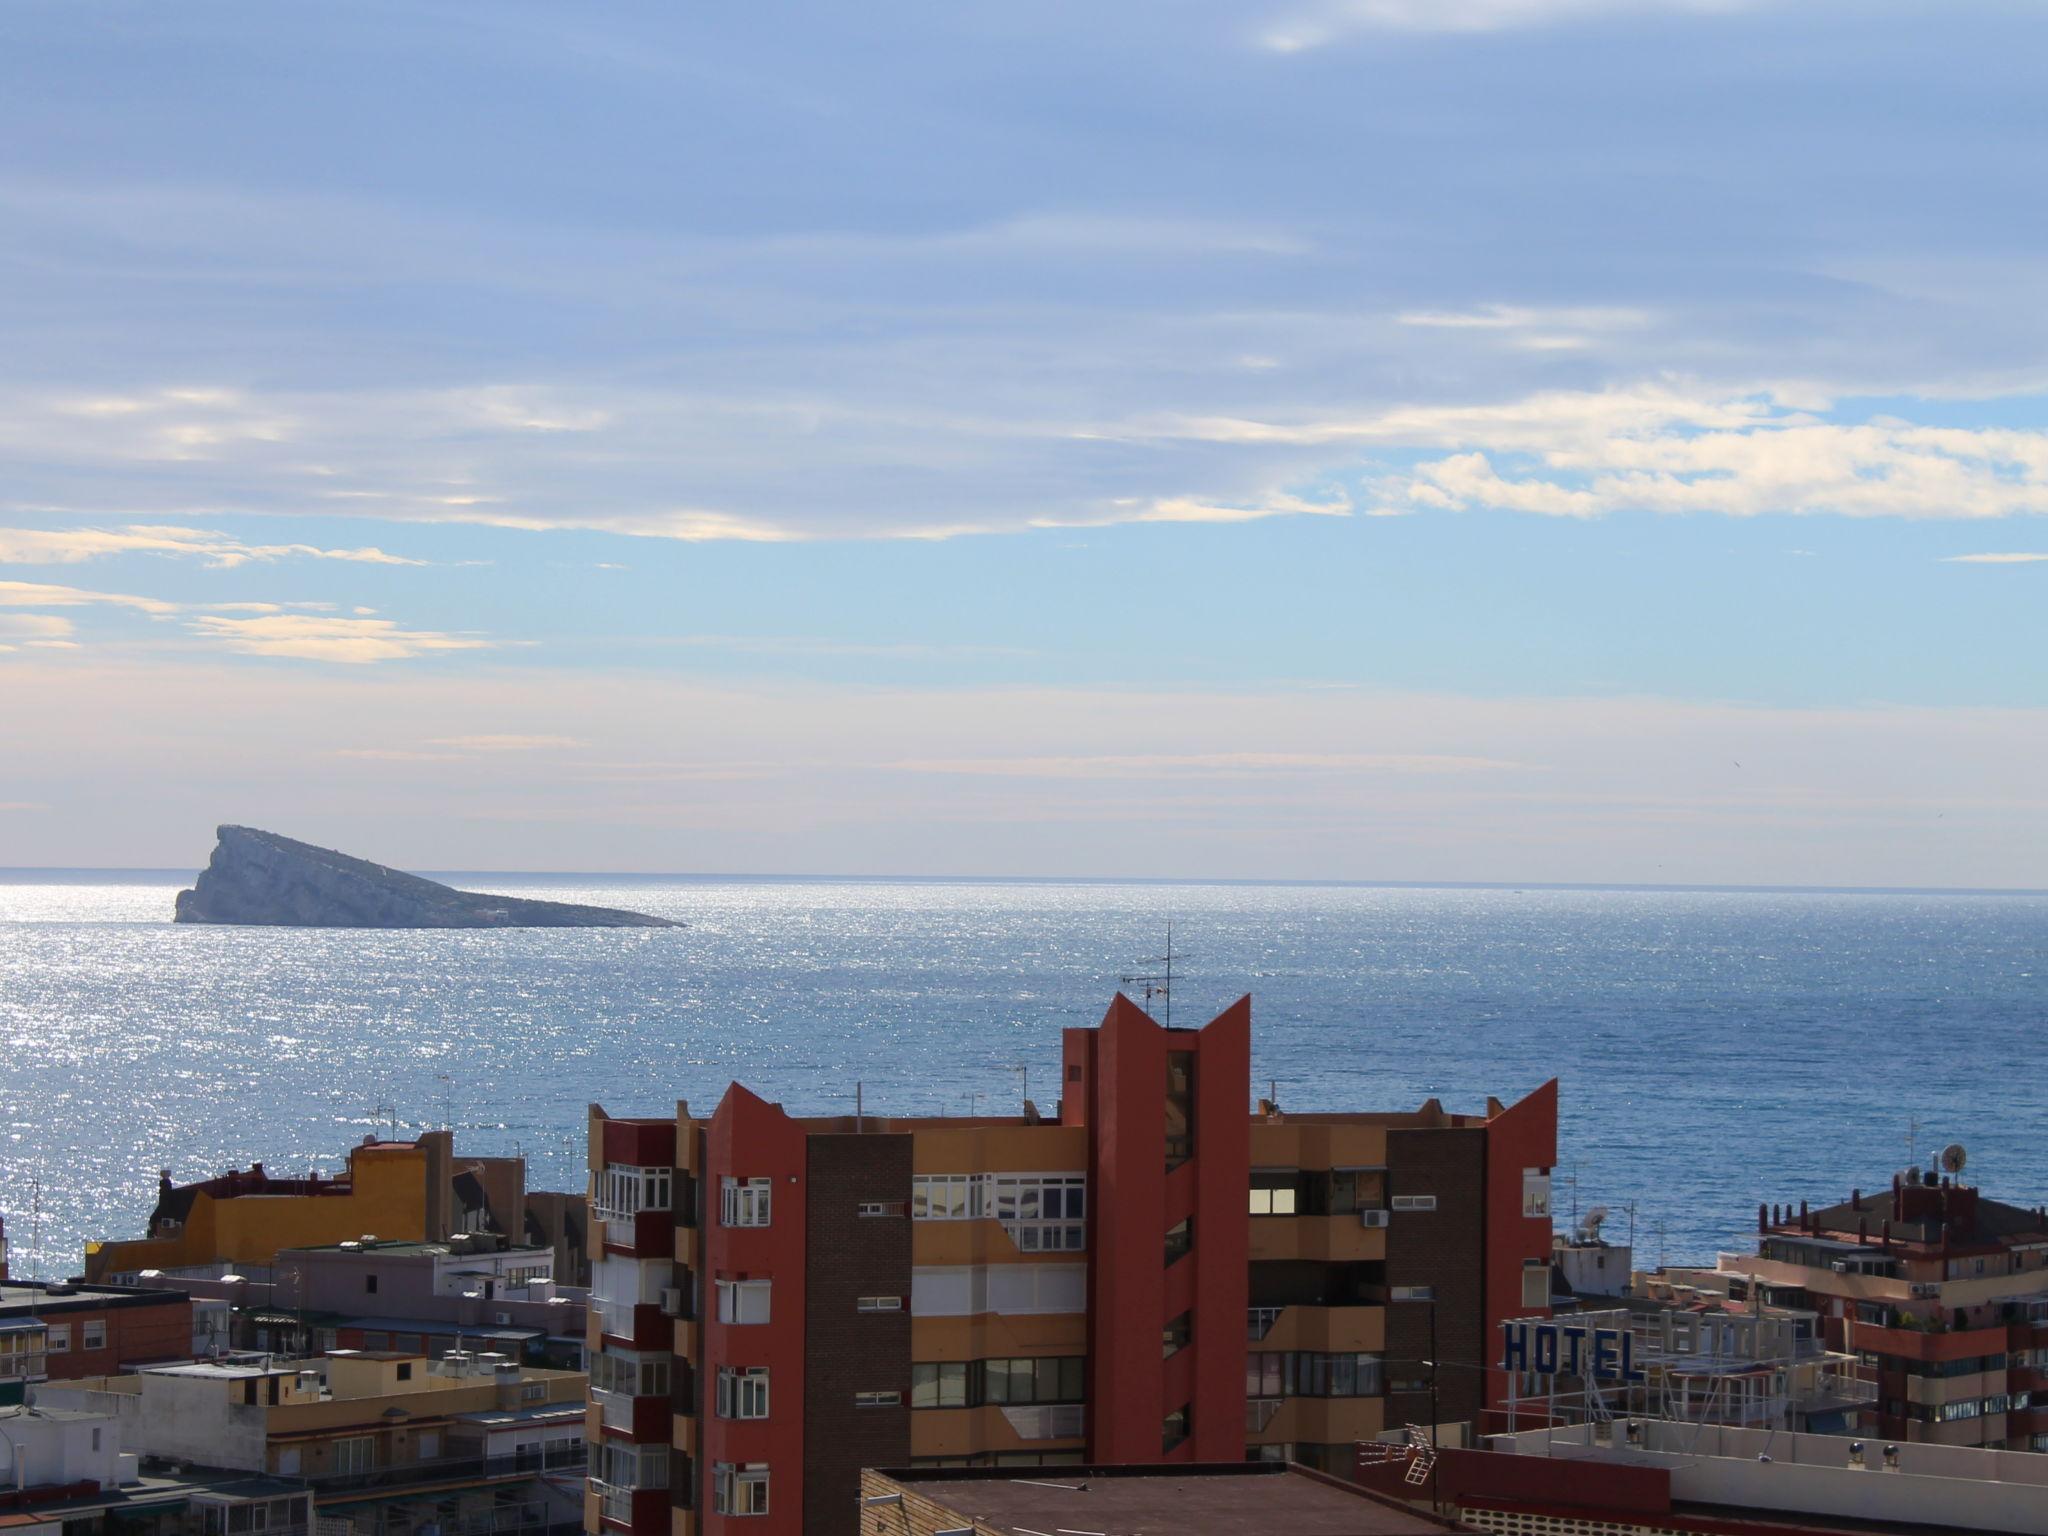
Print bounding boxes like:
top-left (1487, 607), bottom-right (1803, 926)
top-left (0, 613), bottom-right (76, 640)
top-left (1261, 0), bottom-right (1758, 50)
top-left (0, 579), bottom-right (180, 615)
top-left (0, 523), bottom-right (425, 568)
top-left (1942, 552), bottom-right (2048, 564)
top-left (1119, 382), bottom-right (2048, 522)
top-left (186, 613), bottom-right (491, 663)
top-left (1396, 304), bottom-right (1649, 331)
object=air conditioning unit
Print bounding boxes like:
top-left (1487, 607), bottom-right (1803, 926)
top-left (1910, 1283), bottom-right (1939, 1300)
top-left (495, 1311), bottom-right (512, 1326)
top-left (1360, 1209), bottom-right (1391, 1229)
top-left (660, 1287), bottom-right (684, 1317)
top-left (1831, 1261), bottom-right (1850, 1274)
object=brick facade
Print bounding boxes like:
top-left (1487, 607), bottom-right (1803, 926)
top-left (802, 1134), bottom-right (913, 1536)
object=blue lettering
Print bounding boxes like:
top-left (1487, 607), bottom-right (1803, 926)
top-left (1562, 1327), bottom-right (1587, 1376)
top-left (1533, 1324), bottom-right (1558, 1375)
top-left (1590, 1330), bottom-right (1619, 1382)
top-left (1621, 1329), bottom-right (1647, 1383)
top-left (1502, 1326), bottom-right (1527, 1373)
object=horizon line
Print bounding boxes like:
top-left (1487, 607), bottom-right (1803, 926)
top-left (3, 867), bottom-right (2046, 898)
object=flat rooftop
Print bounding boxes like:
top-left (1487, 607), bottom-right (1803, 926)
top-left (0, 1281), bottom-right (185, 1313)
top-left (877, 1465), bottom-right (1471, 1535)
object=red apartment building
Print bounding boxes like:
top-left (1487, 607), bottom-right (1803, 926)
top-left (582, 994), bottom-right (1557, 1536)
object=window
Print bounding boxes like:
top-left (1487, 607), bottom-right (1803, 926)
top-left (600, 1163), bottom-right (672, 1218)
top-left (1162, 1312), bottom-right (1191, 1360)
top-left (46, 1325), bottom-right (70, 1354)
top-left (1164, 1218), bottom-right (1193, 1266)
top-left (715, 1366), bottom-right (770, 1420)
top-left (911, 1173), bottom-right (1087, 1251)
top-left (598, 1443), bottom-right (669, 1490)
top-left (915, 1358), bottom-right (1083, 1408)
top-left (1249, 1172), bottom-right (1299, 1216)
top-left (1522, 1260), bottom-right (1551, 1309)
top-left (593, 1350), bottom-right (671, 1398)
top-left (365, 1274), bottom-right (378, 1295)
top-left (712, 1462), bottom-right (769, 1517)
top-left (715, 1279), bottom-right (772, 1325)
top-left (856, 1295), bottom-right (903, 1312)
top-left (333, 1438), bottom-right (374, 1476)
top-left (855, 1390), bottom-right (902, 1408)
top-left (912, 1361), bottom-right (970, 1408)
top-left (858, 1201), bottom-right (906, 1218)
top-left (1522, 1169), bottom-right (1551, 1219)
top-left (395, 1361), bottom-right (411, 1381)
top-left (1162, 1406), bottom-right (1189, 1453)
top-left (721, 1177), bottom-right (772, 1228)
top-left (983, 1356), bottom-right (1084, 1406)
top-left (1390, 1195), bottom-right (1437, 1213)
top-left (911, 1263), bottom-right (1087, 1316)
top-left (1248, 1351), bottom-right (1384, 1399)
top-left (1165, 1051), bottom-right (1196, 1170)
top-left (416, 1431), bottom-right (439, 1460)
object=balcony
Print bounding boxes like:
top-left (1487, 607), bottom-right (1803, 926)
top-left (589, 1479), bottom-right (635, 1527)
top-left (1249, 1308), bottom-right (1283, 1342)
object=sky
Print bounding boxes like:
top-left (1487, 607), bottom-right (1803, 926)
top-left (2, 0), bottom-right (2045, 883)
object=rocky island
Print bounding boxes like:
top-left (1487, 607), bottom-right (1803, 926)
top-left (174, 825), bottom-right (679, 928)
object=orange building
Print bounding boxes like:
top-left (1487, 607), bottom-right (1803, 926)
top-left (582, 994), bottom-right (1557, 1536)
top-left (86, 1130), bottom-right (548, 1283)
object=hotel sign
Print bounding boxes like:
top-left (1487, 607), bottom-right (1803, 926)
top-left (1500, 1317), bottom-right (1647, 1383)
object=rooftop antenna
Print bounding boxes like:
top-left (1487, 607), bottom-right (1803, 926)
top-left (1120, 920), bottom-right (1180, 1027)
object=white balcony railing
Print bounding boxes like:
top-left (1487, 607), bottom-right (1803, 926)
top-left (1246, 1398), bottom-right (1284, 1433)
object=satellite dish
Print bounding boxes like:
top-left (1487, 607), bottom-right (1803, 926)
top-left (1941, 1143), bottom-right (1968, 1175)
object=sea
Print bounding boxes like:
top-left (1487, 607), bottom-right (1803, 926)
top-left (3, 873), bottom-right (2044, 1280)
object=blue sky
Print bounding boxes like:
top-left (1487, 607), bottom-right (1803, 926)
top-left (3, 1), bottom-right (2045, 881)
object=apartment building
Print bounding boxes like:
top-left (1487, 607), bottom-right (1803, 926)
top-left (1673, 1157), bottom-right (2048, 1452)
top-left (581, 993), bottom-right (1556, 1536)
top-left (0, 1280), bottom-right (197, 1398)
top-left (0, 1399), bottom-right (313, 1536)
top-left (39, 1350), bottom-right (587, 1536)
top-left (88, 1131), bottom-right (588, 1289)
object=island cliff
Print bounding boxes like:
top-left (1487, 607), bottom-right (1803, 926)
top-left (174, 825), bottom-right (679, 928)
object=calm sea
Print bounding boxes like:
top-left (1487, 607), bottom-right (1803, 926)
top-left (3, 873), bottom-right (2044, 1278)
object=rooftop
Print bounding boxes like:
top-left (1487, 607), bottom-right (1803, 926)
top-left (0, 1280), bottom-right (188, 1314)
top-left (873, 1464), bottom-right (1472, 1535)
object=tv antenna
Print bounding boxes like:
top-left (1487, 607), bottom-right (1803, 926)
top-left (1121, 921), bottom-right (1181, 1027)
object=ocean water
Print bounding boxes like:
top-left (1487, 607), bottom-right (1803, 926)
top-left (3, 873), bottom-right (2044, 1279)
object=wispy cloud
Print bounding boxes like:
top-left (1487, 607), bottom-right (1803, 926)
top-left (186, 613), bottom-right (491, 664)
top-left (0, 579), bottom-right (180, 615)
top-left (671, 635), bottom-right (1034, 659)
top-left (0, 523), bottom-right (425, 568)
top-left (1260, 0), bottom-right (1758, 51)
top-left (1942, 552), bottom-right (2048, 564)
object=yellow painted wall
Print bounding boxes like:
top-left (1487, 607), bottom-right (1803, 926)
top-left (89, 1143), bottom-right (433, 1279)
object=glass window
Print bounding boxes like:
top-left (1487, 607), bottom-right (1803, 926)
top-left (721, 1177), bottom-right (772, 1228)
top-left (911, 1361), bottom-right (969, 1409)
top-left (716, 1279), bottom-right (771, 1325)
top-left (1164, 1218), bottom-right (1192, 1266)
top-left (1165, 1052), bottom-right (1196, 1170)
top-left (715, 1366), bottom-right (769, 1420)
top-left (1162, 1312), bottom-right (1191, 1359)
